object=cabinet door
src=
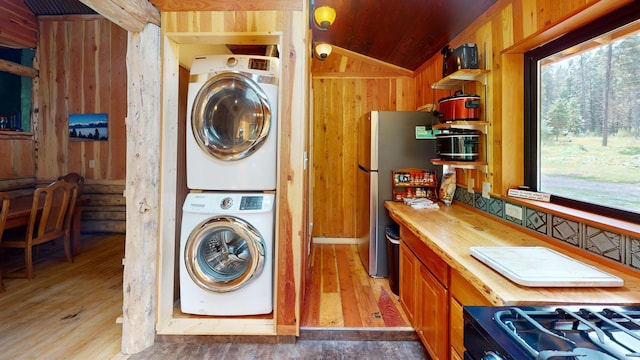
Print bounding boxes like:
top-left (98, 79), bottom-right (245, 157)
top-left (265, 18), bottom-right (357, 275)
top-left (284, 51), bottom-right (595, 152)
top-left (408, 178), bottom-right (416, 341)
top-left (416, 264), bottom-right (449, 360)
top-left (450, 269), bottom-right (492, 357)
top-left (450, 298), bottom-right (465, 359)
top-left (399, 243), bottom-right (416, 324)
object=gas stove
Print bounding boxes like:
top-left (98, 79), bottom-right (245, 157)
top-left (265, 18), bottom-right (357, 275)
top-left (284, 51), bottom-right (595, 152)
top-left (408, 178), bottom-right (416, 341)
top-left (464, 305), bottom-right (640, 360)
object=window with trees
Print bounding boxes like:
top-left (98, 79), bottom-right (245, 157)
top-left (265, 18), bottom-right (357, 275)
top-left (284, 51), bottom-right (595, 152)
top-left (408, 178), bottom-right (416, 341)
top-left (524, 4), bottom-right (640, 222)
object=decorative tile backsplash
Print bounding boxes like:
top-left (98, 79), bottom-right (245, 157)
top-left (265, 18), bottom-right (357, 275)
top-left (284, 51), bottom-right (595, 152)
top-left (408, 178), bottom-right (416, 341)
top-left (454, 186), bottom-right (638, 271)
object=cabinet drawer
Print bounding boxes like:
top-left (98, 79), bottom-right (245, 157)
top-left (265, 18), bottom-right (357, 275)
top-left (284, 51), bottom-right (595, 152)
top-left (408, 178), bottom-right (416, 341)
top-left (400, 225), bottom-right (448, 285)
top-left (449, 269), bottom-right (492, 358)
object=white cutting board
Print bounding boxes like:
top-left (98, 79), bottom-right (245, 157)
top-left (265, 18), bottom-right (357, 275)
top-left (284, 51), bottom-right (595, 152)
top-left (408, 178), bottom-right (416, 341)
top-left (469, 246), bottom-right (624, 287)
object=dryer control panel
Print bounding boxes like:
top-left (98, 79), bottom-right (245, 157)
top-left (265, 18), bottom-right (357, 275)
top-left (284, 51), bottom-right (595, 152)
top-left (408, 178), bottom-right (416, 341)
top-left (240, 196), bottom-right (264, 210)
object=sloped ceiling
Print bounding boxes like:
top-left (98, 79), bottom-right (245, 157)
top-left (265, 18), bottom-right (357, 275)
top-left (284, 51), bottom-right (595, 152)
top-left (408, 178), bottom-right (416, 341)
top-left (311, 0), bottom-right (497, 71)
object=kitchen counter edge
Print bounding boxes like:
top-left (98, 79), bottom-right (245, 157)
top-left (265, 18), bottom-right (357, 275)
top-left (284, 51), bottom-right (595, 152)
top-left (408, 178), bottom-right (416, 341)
top-left (385, 201), bottom-right (640, 306)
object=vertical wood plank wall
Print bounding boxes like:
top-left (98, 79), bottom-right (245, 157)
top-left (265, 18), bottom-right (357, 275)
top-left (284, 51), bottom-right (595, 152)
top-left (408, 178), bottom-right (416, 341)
top-left (0, 135), bottom-right (35, 187)
top-left (311, 49), bottom-right (415, 238)
top-left (0, 0), bottom-right (37, 48)
top-left (37, 16), bottom-right (127, 182)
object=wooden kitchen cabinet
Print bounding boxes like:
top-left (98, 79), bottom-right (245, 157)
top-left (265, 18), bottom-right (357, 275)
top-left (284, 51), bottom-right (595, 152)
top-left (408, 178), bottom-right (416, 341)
top-left (399, 223), bottom-right (492, 360)
top-left (415, 263), bottom-right (449, 360)
top-left (449, 269), bottom-right (492, 358)
top-left (399, 243), bottom-right (417, 324)
top-left (399, 225), bottom-right (450, 360)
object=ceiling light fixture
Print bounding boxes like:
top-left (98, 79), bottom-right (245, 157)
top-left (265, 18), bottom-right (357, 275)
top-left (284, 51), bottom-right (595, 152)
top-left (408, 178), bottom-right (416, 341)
top-left (315, 42), bottom-right (332, 61)
top-left (313, 5), bottom-right (336, 31)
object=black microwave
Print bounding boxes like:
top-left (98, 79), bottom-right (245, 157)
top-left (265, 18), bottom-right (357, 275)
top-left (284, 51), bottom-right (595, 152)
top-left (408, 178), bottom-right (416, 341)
top-left (442, 43), bottom-right (479, 77)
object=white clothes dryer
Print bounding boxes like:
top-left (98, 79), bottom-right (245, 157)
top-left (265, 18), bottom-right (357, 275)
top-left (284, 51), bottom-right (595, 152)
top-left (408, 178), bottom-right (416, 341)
top-left (186, 55), bottom-right (279, 191)
top-left (179, 192), bottom-right (275, 316)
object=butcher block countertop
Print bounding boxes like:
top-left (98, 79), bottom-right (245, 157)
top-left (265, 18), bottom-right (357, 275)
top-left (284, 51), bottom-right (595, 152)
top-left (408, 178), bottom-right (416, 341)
top-left (385, 201), bottom-right (640, 306)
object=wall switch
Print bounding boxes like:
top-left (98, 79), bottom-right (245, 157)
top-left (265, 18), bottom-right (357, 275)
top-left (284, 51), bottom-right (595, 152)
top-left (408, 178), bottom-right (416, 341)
top-left (505, 203), bottom-right (523, 220)
top-left (89, 160), bottom-right (95, 168)
top-left (482, 182), bottom-right (491, 199)
top-left (467, 178), bottom-right (474, 193)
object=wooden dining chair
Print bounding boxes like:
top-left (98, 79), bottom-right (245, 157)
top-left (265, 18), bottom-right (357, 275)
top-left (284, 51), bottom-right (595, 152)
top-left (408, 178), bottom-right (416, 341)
top-left (0, 193), bottom-right (10, 289)
top-left (1, 181), bottom-right (78, 279)
top-left (57, 172), bottom-right (84, 197)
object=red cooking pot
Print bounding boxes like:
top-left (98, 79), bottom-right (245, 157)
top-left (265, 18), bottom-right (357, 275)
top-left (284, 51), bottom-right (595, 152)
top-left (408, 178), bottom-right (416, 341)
top-left (437, 91), bottom-right (481, 122)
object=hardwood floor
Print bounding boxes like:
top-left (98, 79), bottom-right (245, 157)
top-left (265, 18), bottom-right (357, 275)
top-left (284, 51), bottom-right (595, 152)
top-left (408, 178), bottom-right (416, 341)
top-left (0, 233), bottom-right (124, 359)
top-left (0, 236), bottom-right (423, 359)
top-left (301, 243), bottom-right (412, 330)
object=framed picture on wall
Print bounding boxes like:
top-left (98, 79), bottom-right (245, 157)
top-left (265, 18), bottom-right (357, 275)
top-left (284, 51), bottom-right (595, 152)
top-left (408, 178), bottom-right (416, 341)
top-left (69, 113), bottom-right (108, 141)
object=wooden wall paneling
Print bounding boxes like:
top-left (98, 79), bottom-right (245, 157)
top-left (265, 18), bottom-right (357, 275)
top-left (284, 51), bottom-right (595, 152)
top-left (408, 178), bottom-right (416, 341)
top-left (38, 17), bottom-right (127, 182)
top-left (311, 78), bottom-right (330, 237)
top-left (276, 9), bottom-right (307, 336)
top-left (156, 35), bottom-right (180, 336)
top-left (0, 0), bottom-right (37, 48)
top-left (149, 0), bottom-right (302, 12)
top-left (489, 5), bottom-right (515, 194)
top-left (500, 53), bottom-right (524, 194)
top-left (0, 140), bottom-right (12, 178)
top-left (161, 10), bottom-right (282, 33)
top-left (474, 22), bottom-right (494, 188)
top-left (13, 138), bottom-right (35, 178)
top-left (68, 20), bottom-right (86, 177)
top-left (37, 20), bottom-right (62, 179)
top-left (81, 181), bottom-right (127, 233)
top-left (311, 74), bottom-right (417, 238)
top-left (312, 46), bottom-right (413, 78)
top-left (0, 136), bottom-right (33, 180)
top-left (96, 20), bottom-right (112, 180)
top-left (109, 22), bottom-right (128, 180)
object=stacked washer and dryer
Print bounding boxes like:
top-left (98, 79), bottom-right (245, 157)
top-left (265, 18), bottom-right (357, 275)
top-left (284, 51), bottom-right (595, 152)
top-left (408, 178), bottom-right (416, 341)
top-left (180, 55), bottom-right (279, 316)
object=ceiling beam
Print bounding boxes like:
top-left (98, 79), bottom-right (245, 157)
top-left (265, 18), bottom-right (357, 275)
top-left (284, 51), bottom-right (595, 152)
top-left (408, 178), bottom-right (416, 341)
top-left (78, 0), bottom-right (160, 33)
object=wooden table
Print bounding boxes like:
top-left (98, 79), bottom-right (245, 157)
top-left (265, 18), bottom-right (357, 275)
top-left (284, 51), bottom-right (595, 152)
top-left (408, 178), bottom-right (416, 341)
top-left (5, 195), bottom-right (88, 256)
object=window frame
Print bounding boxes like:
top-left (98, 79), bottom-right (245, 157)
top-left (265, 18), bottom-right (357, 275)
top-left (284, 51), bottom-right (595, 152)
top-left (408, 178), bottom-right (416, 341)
top-left (523, 2), bottom-right (640, 223)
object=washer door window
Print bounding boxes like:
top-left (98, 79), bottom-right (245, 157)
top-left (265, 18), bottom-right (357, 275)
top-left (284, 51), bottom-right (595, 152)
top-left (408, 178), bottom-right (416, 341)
top-left (185, 216), bottom-right (266, 293)
top-left (191, 72), bottom-right (271, 161)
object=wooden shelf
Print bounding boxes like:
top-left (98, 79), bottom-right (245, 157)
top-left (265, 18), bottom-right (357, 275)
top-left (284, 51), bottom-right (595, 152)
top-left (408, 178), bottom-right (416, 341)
top-left (430, 159), bottom-right (488, 174)
top-left (432, 69), bottom-right (490, 176)
top-left (432, 121), bottom-right (489, 133)
top-left (431, 69), bottom-right (489, 89)
top-left (392, 168), bottom-right (438, 202)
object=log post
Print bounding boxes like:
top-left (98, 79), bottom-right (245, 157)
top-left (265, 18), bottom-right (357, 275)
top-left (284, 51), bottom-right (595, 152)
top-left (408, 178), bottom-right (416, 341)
top-left (121, 23), bottom-right (161, 354)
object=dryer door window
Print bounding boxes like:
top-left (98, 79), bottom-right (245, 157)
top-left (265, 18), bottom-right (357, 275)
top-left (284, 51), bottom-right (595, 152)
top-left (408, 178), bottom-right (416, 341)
top-left (184, 215), bottom-right (266, 293)
top-left (191, 72), bottom-right (271, 161)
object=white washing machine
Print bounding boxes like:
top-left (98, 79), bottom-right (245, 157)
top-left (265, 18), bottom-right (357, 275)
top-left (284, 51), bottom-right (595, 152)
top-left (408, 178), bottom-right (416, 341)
top-left (179, 192), bottom-right (275, 316)
top-left (186, 55), bottom-right (279, 191)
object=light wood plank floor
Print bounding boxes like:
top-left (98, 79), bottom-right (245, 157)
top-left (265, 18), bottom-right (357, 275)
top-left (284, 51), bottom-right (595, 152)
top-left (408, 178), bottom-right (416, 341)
top-left (0, 236), bottom-right (415, 358)
top-left (301, 243), bottom-right (411, 329)
top-left (0, 233), bottom-right (124, 359)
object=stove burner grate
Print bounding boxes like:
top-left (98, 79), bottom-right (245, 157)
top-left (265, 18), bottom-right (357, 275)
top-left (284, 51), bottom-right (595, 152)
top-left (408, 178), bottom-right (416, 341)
top-left (494, 307), bottom-right (640, 359)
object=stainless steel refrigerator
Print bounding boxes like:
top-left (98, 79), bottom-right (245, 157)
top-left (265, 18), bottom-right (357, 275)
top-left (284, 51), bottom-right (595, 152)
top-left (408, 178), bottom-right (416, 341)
top-left (356, 110), bottom-right (440, 277)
